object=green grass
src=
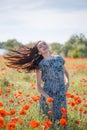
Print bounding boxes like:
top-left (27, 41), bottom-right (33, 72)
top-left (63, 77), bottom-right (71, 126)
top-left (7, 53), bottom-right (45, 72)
top-left (0, 56), bottom-right (87, 130)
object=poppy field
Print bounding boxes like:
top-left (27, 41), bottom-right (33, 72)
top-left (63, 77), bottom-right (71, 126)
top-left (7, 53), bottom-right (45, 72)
top-left (0, 56), bottom-right (87, 130)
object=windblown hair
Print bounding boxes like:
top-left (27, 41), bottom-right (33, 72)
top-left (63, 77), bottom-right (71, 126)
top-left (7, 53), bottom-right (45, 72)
top-left (4, 41), bottom-right (43, 72)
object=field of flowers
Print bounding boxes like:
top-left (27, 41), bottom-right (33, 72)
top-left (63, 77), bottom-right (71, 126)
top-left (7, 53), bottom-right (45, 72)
top-left (0, 56), bottom-right (87, 130)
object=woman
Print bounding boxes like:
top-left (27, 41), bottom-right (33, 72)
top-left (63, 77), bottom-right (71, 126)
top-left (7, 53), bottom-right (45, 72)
top-left (4, 40), bottom-right (69, 129)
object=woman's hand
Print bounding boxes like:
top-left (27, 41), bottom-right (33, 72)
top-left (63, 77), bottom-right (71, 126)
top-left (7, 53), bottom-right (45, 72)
top-left (64, 66), bottom-right (69, 93)
top-left (46, 97), bottom-right (54, 111)
top-left (47, 102), bottom-right (53, 111)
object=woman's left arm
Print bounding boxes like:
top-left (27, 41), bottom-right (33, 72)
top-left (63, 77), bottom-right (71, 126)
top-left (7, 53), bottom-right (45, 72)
top-left (64, 66), bottom-right (69, 92)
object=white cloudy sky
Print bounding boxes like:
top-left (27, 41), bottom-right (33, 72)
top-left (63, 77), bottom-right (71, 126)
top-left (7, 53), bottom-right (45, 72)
top-left (0, 0), bottom-right (87, 44)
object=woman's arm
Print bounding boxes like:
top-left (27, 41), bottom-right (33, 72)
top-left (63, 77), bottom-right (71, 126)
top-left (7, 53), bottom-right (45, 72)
top-left (64, 66), bottom-right (69, 92)
top-left (36, 69), bottom-right (53, 110)
top-left (36, 69), bottom-right (49, 99)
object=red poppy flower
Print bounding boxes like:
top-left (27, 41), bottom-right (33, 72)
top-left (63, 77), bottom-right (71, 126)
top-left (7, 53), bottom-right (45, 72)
top-left (46, 97), bottom-right (54, 103)
top-left (0, 109), bottom-right (7, 117)
top-left (0, 116), bottom-right (5, 128)
top-left (75, 120), bottom-right (79, 124)
top-left (60, 107), bottom-right (67, 115)
top-left (30, 120), bottom-right (40, 128)
top-left (59, 116), bottom-right (68, 126)
top-left (42, 119), bottom-right (52, 128)
top-left (9, 110), bottom-right (16, 115)
top-left (48, 110), bottom-right (53, 115)
top-left (22, 104), bottom-right (30, 110)
top-left (0, 102), bottom-right (4, 107)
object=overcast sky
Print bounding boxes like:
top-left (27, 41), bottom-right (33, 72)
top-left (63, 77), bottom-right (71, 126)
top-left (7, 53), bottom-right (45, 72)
top-left (0, 0), bottom-right (87, 44)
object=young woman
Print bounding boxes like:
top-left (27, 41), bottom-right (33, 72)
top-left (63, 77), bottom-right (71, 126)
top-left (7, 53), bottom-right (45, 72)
top-left (4, 40), bottom-right (69, 129)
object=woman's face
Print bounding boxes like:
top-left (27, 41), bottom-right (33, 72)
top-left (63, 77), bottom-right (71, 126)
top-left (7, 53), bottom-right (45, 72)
top-left (37, 41), bottom-right (49, 55)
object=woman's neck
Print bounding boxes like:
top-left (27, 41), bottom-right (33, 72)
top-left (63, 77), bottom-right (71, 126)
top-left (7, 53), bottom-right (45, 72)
top-left (42, 52), bottom-right (54, 60)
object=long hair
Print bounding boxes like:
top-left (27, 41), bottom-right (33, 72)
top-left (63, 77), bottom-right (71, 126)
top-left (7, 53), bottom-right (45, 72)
top-left (4, 41), bottom-right (43, 72)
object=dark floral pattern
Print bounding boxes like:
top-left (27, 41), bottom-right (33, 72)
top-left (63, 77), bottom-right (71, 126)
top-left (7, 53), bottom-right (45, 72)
top-left (38, 55), bottom-right (67, 121)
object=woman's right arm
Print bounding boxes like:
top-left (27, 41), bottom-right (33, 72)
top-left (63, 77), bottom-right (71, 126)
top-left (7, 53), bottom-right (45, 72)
top-left (36, 69), bottom-right (49, 99)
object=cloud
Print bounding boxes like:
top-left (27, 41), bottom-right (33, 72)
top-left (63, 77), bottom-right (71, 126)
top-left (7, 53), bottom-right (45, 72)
top-left (0, 0), bottom-right (87, 43)
top-left (1, 8), bottom-right (87, 30)
top-left (0, 0), bottom-right (87, 11)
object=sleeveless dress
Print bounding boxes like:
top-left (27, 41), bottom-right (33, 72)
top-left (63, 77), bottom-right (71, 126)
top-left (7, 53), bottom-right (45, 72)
top-left (38, 55), bottom-right (67, 121)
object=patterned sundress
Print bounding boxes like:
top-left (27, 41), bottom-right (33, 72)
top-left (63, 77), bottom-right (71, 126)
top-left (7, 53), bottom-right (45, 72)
top-left (38, 55), bottom-right (67, 122)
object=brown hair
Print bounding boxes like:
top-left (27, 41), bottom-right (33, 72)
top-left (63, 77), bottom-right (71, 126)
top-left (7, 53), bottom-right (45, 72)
top-left (4, 41), bottom-right (43, 72)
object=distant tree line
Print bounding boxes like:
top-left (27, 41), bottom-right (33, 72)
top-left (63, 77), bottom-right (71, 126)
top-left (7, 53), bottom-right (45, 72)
top-left (0, 33), bottom-right (87, 58)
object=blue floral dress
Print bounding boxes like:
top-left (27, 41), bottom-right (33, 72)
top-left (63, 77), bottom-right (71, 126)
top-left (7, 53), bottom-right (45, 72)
top-left (38, 55), bottom-right (67, 121)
